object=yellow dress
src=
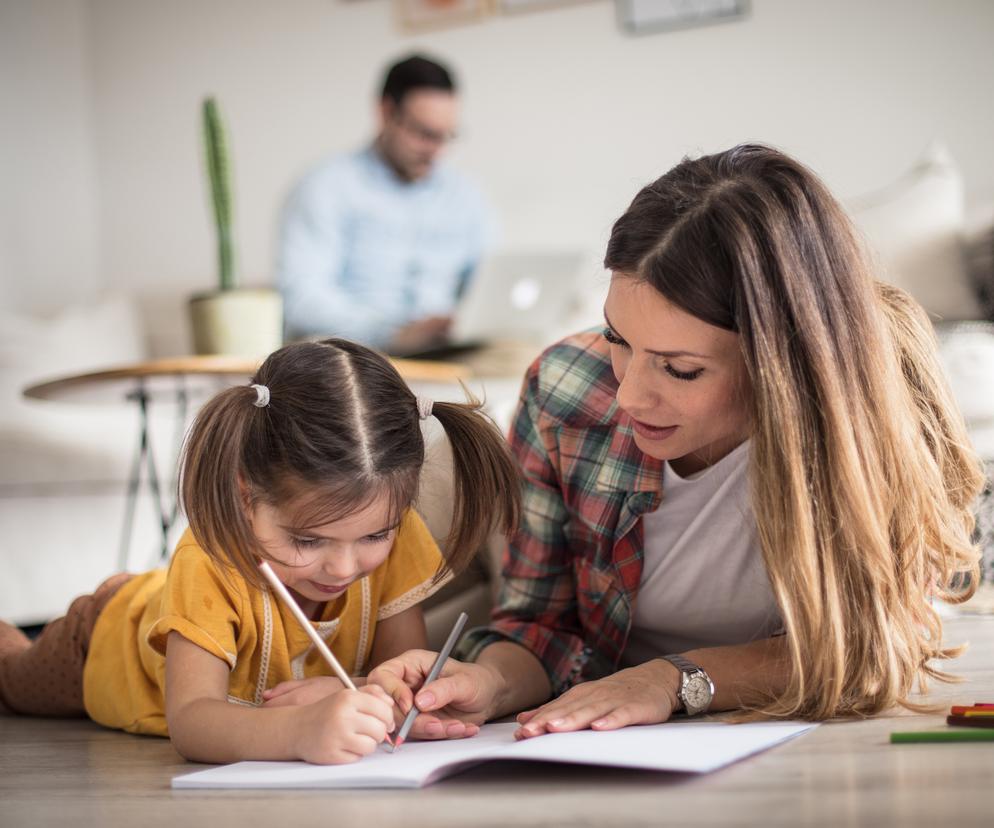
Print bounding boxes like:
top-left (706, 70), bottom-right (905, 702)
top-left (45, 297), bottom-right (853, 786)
top-left (82, 509), bottom-right (448, 736)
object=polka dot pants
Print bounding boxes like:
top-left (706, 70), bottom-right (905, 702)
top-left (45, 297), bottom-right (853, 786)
top-left (0, 573), bottom-right (132, 717)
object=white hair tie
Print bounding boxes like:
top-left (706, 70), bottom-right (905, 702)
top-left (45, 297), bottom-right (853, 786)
top-left (251, 384), bottom-right (270, 408)
top-left (416, 397), bottom-right (434, 420)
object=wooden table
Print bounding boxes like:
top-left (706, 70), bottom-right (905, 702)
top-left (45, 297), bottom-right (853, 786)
top-left (23, 355), bottom-right (472, 569)
top-left (1, 613), bottom-right (991, 827)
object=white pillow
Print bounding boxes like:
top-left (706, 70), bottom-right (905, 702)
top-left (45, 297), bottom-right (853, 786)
top-left (0, 294), bottom-right (146, 406)
top-left (937, 324), bottom-right (994, 426)
top-left (0, 295), bottom-right (148, 486)
top-left (850, 143), bottom-right (984, 322)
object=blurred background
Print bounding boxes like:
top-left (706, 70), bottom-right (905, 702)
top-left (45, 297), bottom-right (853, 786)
top-left (3, 0), bottom-right (994, 625)
top-left (3, 0), bottom-right (993, 352)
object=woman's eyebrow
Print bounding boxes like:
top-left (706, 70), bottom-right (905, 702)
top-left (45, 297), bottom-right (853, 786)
top-left (603, 309), bottom-right (710, 359)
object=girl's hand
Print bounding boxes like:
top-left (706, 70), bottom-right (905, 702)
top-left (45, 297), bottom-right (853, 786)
top-left (294, 685), bottom-right (395, 765)
top-left (262, 676), bottom-right (348, 708)
top-left (514, 660), bottom-right (680, 740)
top-left (368, 649), bottom-right (502, 740)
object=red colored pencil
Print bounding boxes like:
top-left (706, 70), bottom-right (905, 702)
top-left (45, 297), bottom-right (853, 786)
top-left (947, 714), bottom-right (994, 729)
top-left (950, 705), bottom-right (994, 716)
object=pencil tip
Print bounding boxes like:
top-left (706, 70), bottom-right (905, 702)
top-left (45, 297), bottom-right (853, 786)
top-left (393, 738), bottom-right (404, 750)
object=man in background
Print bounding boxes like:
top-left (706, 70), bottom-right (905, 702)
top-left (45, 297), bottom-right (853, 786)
top-left (277, 54), bottom-right (494, 354)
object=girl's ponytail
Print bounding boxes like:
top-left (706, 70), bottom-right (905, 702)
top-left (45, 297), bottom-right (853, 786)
top-left (430, 395), bottom-right (521, 576)
top-left (179, 385), bottom-right (265, 585)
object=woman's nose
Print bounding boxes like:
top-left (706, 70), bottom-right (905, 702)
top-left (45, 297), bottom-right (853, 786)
top-left (616, 355), bottom-right (658, 416)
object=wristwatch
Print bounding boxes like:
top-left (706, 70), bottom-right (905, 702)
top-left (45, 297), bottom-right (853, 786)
top-left (661, 654), bottom-right (714, 715)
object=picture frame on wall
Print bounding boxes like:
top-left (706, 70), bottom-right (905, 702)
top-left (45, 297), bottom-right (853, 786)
top-left (394, 0), bottom-right (493, 31)
top-left (498, 0), bottom-right (597, 14)
top-left (616, 0), bottom-right (749, 36)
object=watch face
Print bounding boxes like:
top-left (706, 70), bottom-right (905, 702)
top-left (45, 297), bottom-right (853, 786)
top-left (685, 675), bottom-right (712, 710)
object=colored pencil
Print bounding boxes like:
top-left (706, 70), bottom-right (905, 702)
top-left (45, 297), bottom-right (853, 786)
top-left (946, 715), bottom-right (994, 729)
top-left (950, 705), bottom-right (994, 716)
top-left (388, 611), bottom-right (469, 752)
top-left (891, 729), bottom-right (994, 743)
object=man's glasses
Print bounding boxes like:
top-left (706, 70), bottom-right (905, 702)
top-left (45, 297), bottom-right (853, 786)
top-left (394, 110), bottom-right (458, 147)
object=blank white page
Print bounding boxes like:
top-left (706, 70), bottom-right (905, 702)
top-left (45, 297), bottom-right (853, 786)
top-left (172, 720), bottom-right (816, 790)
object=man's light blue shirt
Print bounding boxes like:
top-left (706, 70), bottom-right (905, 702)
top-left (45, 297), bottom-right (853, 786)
top-left (277, 145), bottom-right (494, 349)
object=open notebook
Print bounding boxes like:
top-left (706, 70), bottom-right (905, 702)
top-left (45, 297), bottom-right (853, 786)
top-left (172, 720), bottom-right (816, 790)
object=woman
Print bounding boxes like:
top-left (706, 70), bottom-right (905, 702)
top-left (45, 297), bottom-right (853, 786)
top-left (370, 144), bottom-right (983, 739)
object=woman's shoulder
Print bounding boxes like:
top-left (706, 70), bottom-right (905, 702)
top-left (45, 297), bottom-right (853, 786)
top-left (522, 328), bottom-right (619, 428)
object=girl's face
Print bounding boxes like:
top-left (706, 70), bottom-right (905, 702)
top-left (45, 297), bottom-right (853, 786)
top-left (603, 275), bottom-right (751, 476)
top-left (249, 492), bottom-right (398, 609)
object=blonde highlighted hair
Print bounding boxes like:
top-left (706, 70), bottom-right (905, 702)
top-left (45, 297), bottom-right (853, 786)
top-left (605, 144), bottom-right (983, 719)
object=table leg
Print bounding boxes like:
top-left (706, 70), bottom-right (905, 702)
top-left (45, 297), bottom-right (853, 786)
top-left (117, 386), bottom-right (150, 571)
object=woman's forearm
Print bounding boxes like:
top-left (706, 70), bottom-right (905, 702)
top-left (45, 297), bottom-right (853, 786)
top-left (676, 635), bottom-right (790, 711)
top-left (475, 640), bottom-right (553, 719)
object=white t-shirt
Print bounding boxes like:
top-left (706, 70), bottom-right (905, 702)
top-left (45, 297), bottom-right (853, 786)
top-left (620, 440), bottom-right (783, 667)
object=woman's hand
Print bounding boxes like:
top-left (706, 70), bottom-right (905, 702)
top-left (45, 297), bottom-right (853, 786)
top-left (261, 676), bottom-right (350, 708)
top-left (293, 685), bottom-right (395, 765)
top-left (514, 659), bottom-right (680, 739)
top-left (368, 649), bottom-right (505, 740)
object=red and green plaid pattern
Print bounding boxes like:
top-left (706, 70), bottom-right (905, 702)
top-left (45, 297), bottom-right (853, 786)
top-left (459, 330), bottom-right (664, 694)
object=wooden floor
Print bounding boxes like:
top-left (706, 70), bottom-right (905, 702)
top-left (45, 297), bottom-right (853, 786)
top-left (1, 614), bottom-right (992, 828)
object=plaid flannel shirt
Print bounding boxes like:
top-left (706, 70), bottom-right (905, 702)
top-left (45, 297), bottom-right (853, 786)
top-left (459, 329), bottom-right (665, 694)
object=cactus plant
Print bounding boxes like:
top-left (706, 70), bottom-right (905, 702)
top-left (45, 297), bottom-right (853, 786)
top-left (202, 97), bottom-right (234, 291)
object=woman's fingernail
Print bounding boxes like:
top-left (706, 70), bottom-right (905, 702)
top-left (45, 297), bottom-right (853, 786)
top-left (592, 718), bottom-right (607, 728)
top-left (549, 718), bottom-right (565, 728)
top-left (416, 692), bottom-right (435, 708)
top-left (425, 720), bottom-right (443, 734)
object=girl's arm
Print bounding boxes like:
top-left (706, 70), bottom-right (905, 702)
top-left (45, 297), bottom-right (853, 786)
top-left (164, 632), bottom-right (395, 764)
top-left (368, 605), bottom-right (428, 666)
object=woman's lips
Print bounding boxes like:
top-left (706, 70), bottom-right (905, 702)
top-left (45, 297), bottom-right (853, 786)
top-left (631, 419), bottom-right (678, 441)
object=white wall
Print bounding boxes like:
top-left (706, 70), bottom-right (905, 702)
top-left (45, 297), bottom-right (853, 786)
top-left (0, 0), bottom-right (100, 313)
top-left (5, 0), bottom-right (994, 353)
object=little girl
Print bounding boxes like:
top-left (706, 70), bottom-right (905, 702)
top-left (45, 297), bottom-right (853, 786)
top-left (0, 338), bottom-right (520, 764)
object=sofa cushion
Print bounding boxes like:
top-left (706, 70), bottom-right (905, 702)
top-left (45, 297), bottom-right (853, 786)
top-left (850, 143), bottom-right (984, 322)
top-left (0, 295), bottom-right (147, 487)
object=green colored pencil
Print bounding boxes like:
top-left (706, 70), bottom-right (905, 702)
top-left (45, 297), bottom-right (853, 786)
top-left (890, 729), bottom-right (994, 743)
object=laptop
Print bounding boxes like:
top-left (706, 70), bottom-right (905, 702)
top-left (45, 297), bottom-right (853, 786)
top-left (398, 250), bottom-right (587, 358)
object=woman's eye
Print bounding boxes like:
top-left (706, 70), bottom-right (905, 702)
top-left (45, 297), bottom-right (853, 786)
top-left (664, 364), bottom-right (704, 382)
top-left (602, 327), bottom-right (628, 348)
top-left (363, 531), bottom-right (392, 543)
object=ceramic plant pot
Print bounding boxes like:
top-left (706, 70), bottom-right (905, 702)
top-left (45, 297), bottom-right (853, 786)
top-left (188, 288), bottom-right (283, 359)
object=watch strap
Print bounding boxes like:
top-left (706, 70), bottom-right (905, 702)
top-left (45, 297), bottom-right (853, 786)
top-left (661, 654), bottom-right (713, 715)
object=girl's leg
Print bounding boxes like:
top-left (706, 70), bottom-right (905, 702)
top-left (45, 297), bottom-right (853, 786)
top-left (0, 573), bottom-right (132, 717)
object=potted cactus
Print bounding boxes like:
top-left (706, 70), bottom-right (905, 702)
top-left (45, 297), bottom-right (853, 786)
top-left (188, 97), bottom-right (282, 358)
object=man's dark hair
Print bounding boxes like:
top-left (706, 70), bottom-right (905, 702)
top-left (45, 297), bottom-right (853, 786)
top-left (380, 55), bottom-right (456, 106)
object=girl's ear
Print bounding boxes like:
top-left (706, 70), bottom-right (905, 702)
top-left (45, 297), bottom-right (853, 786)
top-left (237, 476), bottom-right (255, 523)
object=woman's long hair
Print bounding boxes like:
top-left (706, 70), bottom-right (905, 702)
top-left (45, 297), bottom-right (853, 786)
top-left (605, 144), bottom-right (983, 719)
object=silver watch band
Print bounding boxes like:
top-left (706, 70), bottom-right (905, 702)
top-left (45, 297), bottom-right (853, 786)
top-left (662, 654), bottom-right (699, 674)
top-left (661, 654), bottom-right (713, 715)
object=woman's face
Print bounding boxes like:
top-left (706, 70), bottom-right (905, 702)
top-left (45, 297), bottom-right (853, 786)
top-left (603, 274), bottom-right (751, 476)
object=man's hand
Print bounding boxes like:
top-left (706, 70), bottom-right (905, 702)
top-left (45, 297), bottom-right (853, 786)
top-left (388, 316), bottom-right (452, 355)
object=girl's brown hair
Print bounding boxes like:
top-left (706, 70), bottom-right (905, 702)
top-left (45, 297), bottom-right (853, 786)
top-left (605, 144), bottom-right (983, 719)
top-left (180, 338), bottom-right (520, 587)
